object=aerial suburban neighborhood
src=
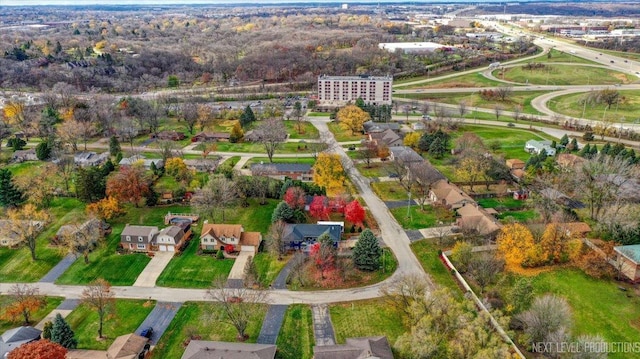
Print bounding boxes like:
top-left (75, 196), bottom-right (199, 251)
top-left (1, 1), bottom-right (640, 358)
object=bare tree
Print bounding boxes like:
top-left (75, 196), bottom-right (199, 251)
top-left (267, 220), bottom-right (287, 260)
top-left (246, 118), bottom-right (287, 163)
top-left (61, 218), bottom-right (103, 264)
top-left (287, 252), bottom-right (307, 287)
top-left (180, 101), bottom-right (199, 135)
top-left (513, 104), bottom-right (522, 122)
top-left (517, 294), bottom-right (572, 347)
top-left (468, 252), bottom-right (504, 294)
top-left (458, 100), bottom-right (468, 118)
top-left (495, 85), bottom-right (513, 101)
top-left (493, 104), bottom-right (503, 121)
top-left (206, 277), bottom-right (268, 341)
top-left (250, 164), bottom-right (277, 205)
top-left (81, 278), bottom-right (115, 339)
top-left (358, 140), bottom-right (378, 168)
top-left (192, 176), bottom-right (237, 222)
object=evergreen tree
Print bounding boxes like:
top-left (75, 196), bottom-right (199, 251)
top-left (589, 144), bottom-right (598, 157)
top-left (42, 321), bottom-right (53, 340)
top-left (51, 313), bottom-right (77, 349)
top-left (240, 105), bottom-right (256, 128)
top-left (569, 138), bottom-right (579, 152)
top-left (109, 135), bottom-right (121, 157)
top-left (418, 132), bottom-right (433, 153)
top-left (353, 229), bottom-right (381, 271)
top-left (35, 141), bottom-right (52, 160)
top-left (550, 140), bottom-right (557, 149)
top-left (271, 201), bottom-right (294, 223)
top-left (578, 143), bottom-right (590, 158)
top-left (429, 137), bottom-right (446, 159)
top-left (601, 143), bottom-right (611, 155)
top-left (7, 137), bottom-right (26, 151)
top-left (0, 168), bottom-right (24, 207)
top-left (559, 134), bottom-right (569, 148)
top-left (626, 149), bottom-right (636, 164)
top-left (75, 167), bottom-right (106, 203)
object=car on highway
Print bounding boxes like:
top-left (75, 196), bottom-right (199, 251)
top-left (140, 327), bottom-right (153, 339)
top-left (610, 60), bottom-right (615, 63)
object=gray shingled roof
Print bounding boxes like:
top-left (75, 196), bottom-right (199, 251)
top-left (181, 340), bottom-right (276, 359)
top-left (0, 326), bottom-right (42, 358)
top-left (282, 224), bottom-right (341, 243)
top-left (250, 163), bottom-right (311, 173)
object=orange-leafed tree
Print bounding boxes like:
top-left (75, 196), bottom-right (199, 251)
top-left (309, 195), bottom-right (330, 220)
top-left (283, 187), bottom-right (306, 210)
top-left (497, 223), bottom-right (536, 270)
top-left (86, 196), bottom-right (124, 221)
top-left (337, 105), bottom-right (370, 135)
top-left (7, 340), bottom-right (67, 359)
top-left (345, 200), bottom-right (366, 227)
top-left (7, 204), bottom-right (50, 261)
top-left (313, 153), bottom-right (346, 197)
top-left (3, 284), bottom-right (45, 325)
top-left (106, 165), bottom-right (151, 207)
top-left (537, 223), bottom-right (582, 266)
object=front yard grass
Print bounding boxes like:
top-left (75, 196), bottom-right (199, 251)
top-left (477, 197), bottom-right (526, 210)
top-left (329, 298), bottom-right (407, 345)
top-left (214, 141), bottom-right (315, 154)
top-left (243, 157), bottom-right (316, 168)
top-left (283, 120), bottom-right (320, 140)
top-left (460, 124), bottom-right (555, 160)
top-left (497, 209), bottom-right (539, 222)
top-left (56, 205), bottom-right (190, 285)
top-left (390, 205), bottom-right (453, 230)
top-left (156, 239), bottom-right (234, 288)
top-left (0, 296), bottom-right (64, 332)
top-left (327, 122), bottom-right (364, 142)
top-left (276, 304), bottom-right (314, 359)
top-left (0, 197), bottom-right (85, 282)
top-left (150, 302), bottom-right (266, 359)
top-left (355, 162), bottom-right (393, 178)
top-left (411, 240), bottom-right (462, 295)
top-left (370, 181), bottom-right (410, 201)
top-left (66, 299), bottom-right (154, 350)
top-left (253, 253), bottom-right (289, 288)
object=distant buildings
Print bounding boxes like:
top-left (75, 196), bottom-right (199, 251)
top-left (378, 41), bottom-right (444, 53)
top-left (317, 75), bottom-right (392, 107)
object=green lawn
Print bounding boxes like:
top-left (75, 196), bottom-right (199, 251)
top-left (210, 199), bottom-right (278, 233)
top-left (214, 141), bottom-right (315, 154)
top-left (66, 299), bottom-right (154, 350)
top-left (548, 90), bottom-right (640, 123)
top-left (527, 268), bottom-right (640, 358)
top-left (156, 239), bottom-right (234, 288)
top-left (411, 240), bottom-right (461, 294)
top-left (327, 122), bottom-right (365, 142)
top-left (243, 157), bottom-right (316, 169)
top-left (276, 304), bottom-right (314, 359)
top-left (253, 253), bottom-right (289, 288)
top-left (0, 197), bottom-right (86, 282)
top-left (151, 302), bottom-right (266, 359)
top-left (399, 71), bottom-right (505, 89)
top-left (390, 205), bottom-right (452, 230)
top-left (477, 197), bottom-right (527, 210)
top-left (499, 64), bottom-right (634, 86)
top-left (215, 156), bottom-right (241, 174)
top-left (283, 120), bottom-right (320, 140)
top-left (498, 210), bottom-right (539, 222)
top-left (56, 205), bottom-right (190, 286)
top-left (0, 296), bottom-right (64, 332)
top-left (330, 298), bottom-right (407, 345)
top-left (515, 48), bottom-right (598, 65)
top-left (370, 181), bottom-right (410, 201)
top-left (460, 125), bottom-right (555, 160)
top-left (355, 162), bottom-right (393, 178)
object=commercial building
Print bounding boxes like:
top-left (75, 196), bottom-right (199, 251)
top-left (317, 75), bottom-right (392, 107)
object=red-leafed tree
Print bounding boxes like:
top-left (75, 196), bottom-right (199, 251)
top-left (8, 340), bottom-right (67, 359)
top-left (225, 244), bottom-right (235, 254)
top-left (310, 233), bottom-right (336, 280)
top-left (105, 165), bottom-right (151, 207)
top-left (309, 195), bottom-right (330, 220)
top-left (345, 200), bottom-right (366, 227)
top-left (283, 187), bottom-right (306, 210)
top-left (329, 196), bottom-right (347, 214)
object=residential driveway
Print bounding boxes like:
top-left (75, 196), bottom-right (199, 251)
top-left (133, 252), bottom-right (173, 287)
top-left (311, 304), bottom-right (336, 346)
top-left (227, 251), bottom-right (252, 281)
top-left (271, 257), bottom-right (296, 289)
top-left (135, 302), bottom-right (182, 345)
top-left (419, 226), bottom-right (456, 240)
top-left (35, 298), bottom-right (79, 330)
top-left (257, 304), bottom-right (288, 345)
top-left (40, 254), bottom-right (76, 283)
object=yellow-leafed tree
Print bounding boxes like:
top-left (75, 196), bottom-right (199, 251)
top-left (337, 105), bottom-right (370, 135)
top-left (313, 153), bottom-right (347, 197)
top-left (497, 223), bottom-right (536, 271)
top-left (403, 132), bottom-right (421, 150)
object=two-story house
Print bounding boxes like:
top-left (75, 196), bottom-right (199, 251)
top-left (121, 225), bottom-right (159, 252)
top-left (282, 223), bottom-right (342, 251)
top-left (200, 223), bottom-right (262, 254)
top-left (155, 224), bottom-right (191, 252)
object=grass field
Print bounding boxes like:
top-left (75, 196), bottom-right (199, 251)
top-left (66, 299), bottom-right (154, 350)
top-left (253, 253), bottom-right (289, 288)
top-left (150, 302), bottom-right (266, 359)
top-left (283, 120), bottom-right (320, 140)
top-left (330, 298), bottom-right (407, 345)
top-left (499, 64), bottom-right (634, 86)
top-left (411, 240), bottom-right (462, 294)
top-left (595, 48), bottom-right (640, 61)
top-left (370, 181), bottom-right (410, 201)
top-left (156, 239), bottom-right (234, 288)
top-left (355, 162), bottom-right (393, 178)
top-left (527, 268), bottom-right (640, 358)
top-left (0, 296), bottom-right (64, 332)
top-left (477, 197), bottom-right (526, 210)
top-left (56, 205), bottom-right (192, 285)
top-left (214, 141), bottom-right (315, 154)
top-left (399, 71), bottom-right (505, 89)
top-left (547, 90), bottom-right (640, 123)
top-left (276, 304), bottom-right (314, 359)
top-left (327, 122), bottom-right (365, 142)
top-left (0, 197), bottom-right (86, 282)
top-left (390, 205), bottom-right (453, 230)
top-left (460, 124), bottom-right (555, 160)
top-left (243, 157), bottom-right (316, 168)
top-left (516, 48), bottom-right (599, 65)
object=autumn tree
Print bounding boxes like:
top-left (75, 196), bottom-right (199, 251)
top-left (309, 195), bottom-right (330, 220)
top-left (455, 155), bottom-right (489, 192)
top-left (229, 121), bottom-right (244, 143)
top-left (51, 313), bottom-right (77, 349)
top-left (191, 176), bottom-right (237, 222)
top-left (313, 153), bottom-right (346, 197)
top-left (81, 278), bottom-right (115, 339)
top-left (450, 241), bottom-right (473, 272)
top-left (165, 157), bottom-right (193, 183)
top-left (86, 196), bottom-right (124, 221)
top-left (248, 118), bottom-right (287, 163)
top-left (403, 132), bottom-right (421, 150)
top-left (57, 119), bottom-right (84, 152)
top-left (311, 232), bottom-right (337, 280)
top-left (206, 277), bottom-right (268, 340)
top-left (14, 163), bottom-right (58, 208)
top-left (61, 219), bottom-right (103, 264)
top-left (345, 200), bottom-right (365, 227)
top-left (0, 168), bottom-right (24, 207)
top-left (283, 186), bottom-right (306, 210)
top-left (337, 105), bottom-right (370, 135)
top-left (6, 204), bottom-right (50, 261)
top-left (7, 340), bottom-right (67, 359)
top-left (497, 223), bottom-right (536, 271)
top-left (3, 284), bottom-right (44, 325)
top-left (267, 220), bottom-right (287, 259)
top-left (106, 165), bottom-right (151, 207)
top-left (358, 140), bottom-right (379, 168)
top-left (353, 229), bottom-right (381, 271)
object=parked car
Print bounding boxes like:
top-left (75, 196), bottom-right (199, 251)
top-left (140, 327), bottom-right (153, 339)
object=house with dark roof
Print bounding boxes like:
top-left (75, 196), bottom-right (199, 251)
top-left (156, 224), bottom-right (191, 252)
top-left (249, 163), bottom-right (313, 182)
top-left (74, 151), bottom-right (110, 167)
top-left (368, 128), bottom-right (402, 147)
top-left (429, 180), bottom-right (474, 210)
top-left (11, 148), bottom-right (37, 163)
top-left (181, 341), bottom-right (276, 359)
top-left (389, 146), bottom-right (423, 165)
top-left (191, 132), bottom-right (231, 142)
top-left (200, 223), bottom-right (262, 254)
top-left (282, 223), bottom-right (342, 250)
top-left (314, 336), bottom-right (394, 359)
top-left (120, 225), bottom-right (159, 252)
top-left (0, 326), bottom-right (42, 358)
top-left (363, 121), bottom-right (400, 133)
top-left (119, 155), bottom-right (164, 170)
top-left (154, 130), bottom-right (185, 141)
top-left (184, 159), bottom-right (220, 173)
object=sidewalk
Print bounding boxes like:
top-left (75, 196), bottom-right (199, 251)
top-left (35, 299), bottom-right (79, 330)
top-left (133, 252), bottom-right (173, 287)
top-left (311, 304), bottom-right (336, 346)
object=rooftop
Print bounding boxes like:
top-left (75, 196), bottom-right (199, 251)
top-left (182, 340), bottom-right (276, 359)
top-left (318, 74), bottom-right (392, 81)
top-left (615, 244), bottom-right (640, 264)
top-left (250, 163), bottom-right (312, 173)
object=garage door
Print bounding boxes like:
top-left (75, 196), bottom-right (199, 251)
top-left (159, 245), bottom-right (167, 252)
top-left (168, 245), bottom-right (175, 252)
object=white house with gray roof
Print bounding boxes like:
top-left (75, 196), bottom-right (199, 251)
top-left (525, 140), bottom-right (556, 156)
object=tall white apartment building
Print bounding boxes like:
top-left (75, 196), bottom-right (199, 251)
top-left (317, 75), bottom-right (393, 107)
